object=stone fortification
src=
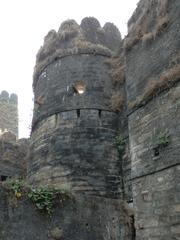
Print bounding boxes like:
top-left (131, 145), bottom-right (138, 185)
top-left (28, 17), bottom-right (125, 199)
top-left (125, 0), bottom-right (180, 239)
top-left (25, 16), bottom-right (132, 240)
top-left (0, 90), bottom-right (18, 137)
top-left (0, 0), bottom-right (179, 239)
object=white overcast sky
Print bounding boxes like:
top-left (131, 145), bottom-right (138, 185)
top-left (0, 0), bottom-right (139, 138)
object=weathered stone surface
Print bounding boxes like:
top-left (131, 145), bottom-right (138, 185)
top-left (33, 17), bottom-right (122, 89)
top-left (33, 54), bottom-right (115, 127)
top-left (0, 133), bottom-right (29, 178)
top-left (1, 1), bottom-right (180, 238)
top-left (126, 0), bottom-right (180, 105)
top-left (128, 84), bottom-right (180, 179)
top-left (29, 110), bottom-right (122, 198)
top-left (133, 166), bottom-right (180, 240)
top-left (0, 189), bottom-right (133, 240)
top-left (125, 1), bottom-right (180, 239)
top-left (26, 16), bottom-right (131, 240)
top-left (29, 20), bottom-right (126, 201)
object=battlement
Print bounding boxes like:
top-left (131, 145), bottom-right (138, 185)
top-left (0, 90), bottom-right (18, 105)
top-left (33, 17), bottom-right (121, 88)
top-left (0, 90), bottom-right (18, 137)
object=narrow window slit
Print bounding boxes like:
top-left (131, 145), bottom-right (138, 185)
top-left (77, 109), bottom-right (80, 118)
top-left (154, 147), bottom-right (159, 157)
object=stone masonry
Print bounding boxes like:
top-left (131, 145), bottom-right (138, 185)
top-left (126, 0), bottom-right (180, 239)
top-left (0, 0), bottom-right (180, 239)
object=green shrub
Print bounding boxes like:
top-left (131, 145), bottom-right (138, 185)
top-left (156, 131), bottom-right (170, 147)
top-left (28, 186), bottom-right (70, 215)
top-left (3, 179), bottom-right (71, 215)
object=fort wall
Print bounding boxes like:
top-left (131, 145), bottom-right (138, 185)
top-left (125, 0), bottom-right (180, 238)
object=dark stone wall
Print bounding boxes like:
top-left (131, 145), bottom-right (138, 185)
top-left (29, 18), bottom-right (125, 198)
top-left (33, 54), bottom-right (114, 127)
top-left (0, 91), bottom-right (18, 137)
top-left (122, 139), bottom-right (132, 203)
top-left (29, 109), bottom-right (123, 198)
top-left (125, 0), bottom-right (180, 239)
top-left (0, 189), bottom-right (133, 240)
top-left (133, 165), bottom-right (180, 239)
top-left (26, 17), bottom-right (131, 240)
top-left (126, 0), bottom-right (180, 105)
top-left (2, 2), bottom-right (180, 238)
top-left (127, 85), bottom-right (180, 239)
top-left (0, 133), bottom-right (28, 178)
top-left (128, 85), bottom-right (180, 179)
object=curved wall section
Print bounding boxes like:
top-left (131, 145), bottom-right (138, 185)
top-left (33, 54), bottom-right (113, 127)
top-left (28, 109), bottom-right (122, 198)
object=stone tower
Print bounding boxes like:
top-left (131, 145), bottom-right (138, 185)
top-left (0, 90), bottom-right (18, 137)
top-left (27, 17), bottom-right (133, 239)
top-left (28, 17), bottom-right (124, 197)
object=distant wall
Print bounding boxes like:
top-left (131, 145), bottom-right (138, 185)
top-left (0, 91), bottom-right (18, 137)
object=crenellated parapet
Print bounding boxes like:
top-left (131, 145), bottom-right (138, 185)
top-left (0, 90), bottom-right (18, 104)
top-left (33, 17), bottom-right (121, 89)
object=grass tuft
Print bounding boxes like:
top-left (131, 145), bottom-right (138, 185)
top-left (142, 32), bottom-right (154, 43)
top-left (128, 64), bottom-right (180, 110)
top-left (110, 94), bottom-right (124, 112)
top-left (105, 57), bottom-right (125, 86)
top-left (123, 36), bottom-right (140, 51)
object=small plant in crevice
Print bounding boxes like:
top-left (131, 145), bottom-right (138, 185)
top-left (114, 134), bottom-right (126, 154)
top-left (4, 178), bottom-right (29, 199)
top-left (155, 130), bottom-right (170, 147)
top-left (153, 130), bottom-right (170, 156)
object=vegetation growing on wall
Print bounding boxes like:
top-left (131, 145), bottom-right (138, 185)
top-left (128, 64), bottom-right (180, 110)
top-left (110, 94), bottom-right (124, 112)
top-left (105, 57), bottom-right (125, 86)
top-left (3, 179), bottom-right (71, 215)
top-left (124, 0), bottom-right (170, 51)
top-left (124, 36), bottom-right (141, 51)
top-left (155, 130), bottom-right (170, 148)
top-left (153, 130), bottom-right (170, 156)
